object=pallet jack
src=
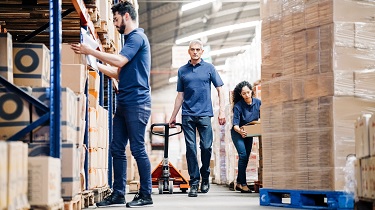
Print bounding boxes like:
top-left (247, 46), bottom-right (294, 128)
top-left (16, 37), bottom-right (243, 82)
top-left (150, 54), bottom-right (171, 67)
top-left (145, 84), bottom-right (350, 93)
top-left (150, 123), bottom-right (190, 194)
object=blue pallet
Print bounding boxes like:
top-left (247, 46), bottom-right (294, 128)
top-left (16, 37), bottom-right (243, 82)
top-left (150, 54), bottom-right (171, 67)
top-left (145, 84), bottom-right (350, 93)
top-left (259, 188), bottom-right (354, 210)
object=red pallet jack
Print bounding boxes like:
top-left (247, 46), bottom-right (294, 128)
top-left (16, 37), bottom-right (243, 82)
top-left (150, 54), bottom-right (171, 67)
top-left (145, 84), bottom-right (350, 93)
top-left (150, 123), bottom-right (190, 194)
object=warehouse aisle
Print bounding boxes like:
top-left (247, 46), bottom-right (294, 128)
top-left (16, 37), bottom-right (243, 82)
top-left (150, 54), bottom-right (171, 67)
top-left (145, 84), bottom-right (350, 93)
top-left (87, 184), bottom-right (292, 210)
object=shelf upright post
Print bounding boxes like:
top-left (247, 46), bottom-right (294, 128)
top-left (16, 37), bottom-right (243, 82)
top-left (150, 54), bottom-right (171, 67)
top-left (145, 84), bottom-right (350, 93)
top-left (49, 0), bottom-right (62, 158)
top-left (107, 78), bottom-right (113, 188)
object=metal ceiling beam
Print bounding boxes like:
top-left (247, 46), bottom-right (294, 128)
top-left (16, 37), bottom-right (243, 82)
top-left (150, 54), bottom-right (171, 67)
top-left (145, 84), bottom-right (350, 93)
top-left (143, 3), bottom-right (259, 40)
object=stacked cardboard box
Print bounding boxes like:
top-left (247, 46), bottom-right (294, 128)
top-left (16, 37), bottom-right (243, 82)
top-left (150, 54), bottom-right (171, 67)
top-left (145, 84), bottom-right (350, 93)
top-left (0, 142), bottom-right (30, 209)
top-left (88, 105), bottom-right (109, 189)
top-left (0, 33), bottom-right (13, 83)
top-left (261, 0), bottom-right (375, 191)
top-left (355, 113), bottom-right (375, 200)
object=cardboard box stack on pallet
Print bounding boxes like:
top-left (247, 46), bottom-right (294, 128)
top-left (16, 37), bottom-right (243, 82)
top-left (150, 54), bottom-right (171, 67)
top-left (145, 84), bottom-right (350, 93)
top-left (261, 0), bottom-right (375, 191)
top-left (355, 113), bottom-right (375, 201)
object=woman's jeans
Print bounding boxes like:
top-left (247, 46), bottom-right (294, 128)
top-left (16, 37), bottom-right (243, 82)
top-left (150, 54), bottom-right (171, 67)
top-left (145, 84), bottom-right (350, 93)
top-left (231, 129), bottom-right (253, 185)
top-left (111, 105), bottom-right (151, 195)
top-left (182, 116), bottom-right (213, 186)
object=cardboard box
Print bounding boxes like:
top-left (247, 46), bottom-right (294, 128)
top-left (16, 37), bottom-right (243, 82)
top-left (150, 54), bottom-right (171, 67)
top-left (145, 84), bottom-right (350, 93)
top-left (0, 33), bottom-right (13, 83)
top-left (61, 43), bottom-right (86, 65)
top-left (242, 122), bottom-right (262, 137)
top-left (0, 141), bottom-right (7, 210)
top-left (61, 143), bottom-right (81, 199)
top-left (88, 90), bottom-right (99, 109)
top-left (7, 142), bottom-right (23, 210)
top-left (356, 114), bottom-right (372, 159)
top-left (354, 159), bottom-right (361, 198)
top-left (62, 64), bottom-right (87, 94)
top-left (28, 156), bottom-right (61, 206)
top-left (369, 115), bottom-right (375, 156)
top-left (88, 70), bottom-right (100, 92)
top-left (0, 87), bottom-right (32, 140)
top-left (31, 87), bottom-right (78, 143)
top-left (13, 43), bottom-right (50, 87)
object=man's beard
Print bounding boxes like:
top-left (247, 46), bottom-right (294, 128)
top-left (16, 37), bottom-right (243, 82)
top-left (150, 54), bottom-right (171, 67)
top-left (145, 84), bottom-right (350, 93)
top-left (118, 18), bottom-right (126, 34)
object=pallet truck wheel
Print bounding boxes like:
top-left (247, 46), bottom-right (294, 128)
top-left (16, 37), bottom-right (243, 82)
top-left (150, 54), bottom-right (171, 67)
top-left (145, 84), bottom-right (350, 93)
top-left (158, 180), bottom-right (163, 194)
top-left (181, 188), bottom-right (187, 193)
top-left (168, 180), bottom-right (174, 194)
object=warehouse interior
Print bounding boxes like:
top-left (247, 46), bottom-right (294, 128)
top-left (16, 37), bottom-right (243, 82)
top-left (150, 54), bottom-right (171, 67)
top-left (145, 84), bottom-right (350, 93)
top-left (0, 0), bottom-right (375, 209)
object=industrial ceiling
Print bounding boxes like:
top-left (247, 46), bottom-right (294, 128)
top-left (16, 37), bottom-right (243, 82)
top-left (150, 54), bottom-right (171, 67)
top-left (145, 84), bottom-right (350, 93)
top-left (138, 0), bottom-right (260, 90)
top-left (0, 0), bottom-right (260, 90)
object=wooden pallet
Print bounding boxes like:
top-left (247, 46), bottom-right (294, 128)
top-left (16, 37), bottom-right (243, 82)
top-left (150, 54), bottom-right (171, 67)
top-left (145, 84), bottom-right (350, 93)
top-left (30, 199), bottom-right (64, 210)
top-left (260, 188), bottom-right (354, 210)
top-left (80, 190), bottom-right (95, 208)
top-left (93, 186), bottom-right (111, 203)
top-left (63, 195), bottom-right (81, 210)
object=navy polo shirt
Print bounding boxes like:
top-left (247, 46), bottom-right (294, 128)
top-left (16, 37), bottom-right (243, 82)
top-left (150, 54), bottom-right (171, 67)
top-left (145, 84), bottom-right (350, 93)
top-left (118, 28), bottom-right (151, 107)
top-left (177, 59), bottom-right (224, 117)
top-left (232, 98), bottom-right (261, 127)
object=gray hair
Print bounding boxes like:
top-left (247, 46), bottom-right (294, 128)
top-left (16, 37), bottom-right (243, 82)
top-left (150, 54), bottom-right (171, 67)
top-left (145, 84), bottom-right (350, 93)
top-left (189, 40), bottom-right (203, 49)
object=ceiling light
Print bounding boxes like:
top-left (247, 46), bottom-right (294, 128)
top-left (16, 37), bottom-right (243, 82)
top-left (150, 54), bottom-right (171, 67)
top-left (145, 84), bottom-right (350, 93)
top-left (209, 45), bottom-right (250, 56)
top-left (181, 0), bottom-right (216, 12)
top-left (175, 21), bottom-right (259, 44)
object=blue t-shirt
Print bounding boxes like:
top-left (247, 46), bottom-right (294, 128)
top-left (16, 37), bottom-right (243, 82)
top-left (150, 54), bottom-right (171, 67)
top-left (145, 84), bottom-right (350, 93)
top-left (232, 98), bottom-right (261, 127)
top-left (118, 28), bottom-right (151, 107)
top-left (177, 59), bottom-right (224, 117)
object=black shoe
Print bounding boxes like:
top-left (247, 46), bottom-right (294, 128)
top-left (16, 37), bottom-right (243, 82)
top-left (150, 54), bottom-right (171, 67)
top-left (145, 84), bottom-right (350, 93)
top-left (126, 192), bottom-right (153, 208)
top-left (188, 185), bottom-right (198, 197)
top-left (235, 185), bottom-right (242, 191)
top-left (96, 192), bottom-right (126, 207)
top-left (200, 180), bottom-right (210, 193)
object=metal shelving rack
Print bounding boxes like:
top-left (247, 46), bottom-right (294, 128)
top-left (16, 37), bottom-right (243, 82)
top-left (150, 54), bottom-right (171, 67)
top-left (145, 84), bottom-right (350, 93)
top-left (70, 0), bottom-right (115, 190)
top-left (0, 0), bottom-right (115, 191)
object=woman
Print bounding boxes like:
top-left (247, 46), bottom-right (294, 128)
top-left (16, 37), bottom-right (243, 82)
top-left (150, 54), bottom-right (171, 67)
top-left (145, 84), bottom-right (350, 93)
top-left (231, 81), bottom-right (261, 193)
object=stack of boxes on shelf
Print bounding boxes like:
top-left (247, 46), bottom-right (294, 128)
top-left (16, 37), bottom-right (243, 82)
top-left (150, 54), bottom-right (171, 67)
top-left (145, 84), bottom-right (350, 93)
top-left (0, 141), bottom-right (29, 210)
top-left (355, 113), bottom-right (375, 201)
top-left (0, 29), bottom-right (111, 208)
top-left (261, 0), bottom-right (375, 191)
top-left (88, 104), bottom-right (110, 189)
top-left (93, 0), bottom-right (120, 53)
top-left (0, 32), bottom-right (61, 208)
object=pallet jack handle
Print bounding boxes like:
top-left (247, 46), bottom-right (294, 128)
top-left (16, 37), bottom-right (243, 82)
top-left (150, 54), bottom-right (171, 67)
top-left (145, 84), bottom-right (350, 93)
top-left (151, 123), bottom-right (182, 158)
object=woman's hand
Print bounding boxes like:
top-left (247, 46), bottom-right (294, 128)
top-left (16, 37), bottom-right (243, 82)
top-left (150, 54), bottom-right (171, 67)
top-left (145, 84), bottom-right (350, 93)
top-left (238, 127), bottom-right (247, 138)
top-left (234, 125), bottom-right (247, 138)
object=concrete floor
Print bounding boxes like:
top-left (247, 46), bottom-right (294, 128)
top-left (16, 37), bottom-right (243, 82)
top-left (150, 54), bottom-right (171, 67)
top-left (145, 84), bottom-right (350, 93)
top-left (88, 184), bottom-right (294, 210)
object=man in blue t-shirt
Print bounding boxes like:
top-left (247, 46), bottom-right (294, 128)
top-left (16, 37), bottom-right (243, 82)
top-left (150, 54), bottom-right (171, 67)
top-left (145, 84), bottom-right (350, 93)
top-left (71, 1), bottom-right (152, 208)
top-left (169, 40), bottom-right (226, 197)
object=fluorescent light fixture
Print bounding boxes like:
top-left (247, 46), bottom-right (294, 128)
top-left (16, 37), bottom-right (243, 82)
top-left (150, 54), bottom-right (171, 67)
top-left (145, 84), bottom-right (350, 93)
top-left (181, 0), bottom-right (216, 12)
top-left (169, 76), bottom-right (178, 83)
top-left (176, 21), bottom-right (259, 44)
top-left (209, 45), bottom-right (250, 56)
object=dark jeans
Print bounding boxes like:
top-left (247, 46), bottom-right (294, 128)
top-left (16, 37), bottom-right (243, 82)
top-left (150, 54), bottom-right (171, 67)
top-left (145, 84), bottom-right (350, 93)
top-left (111, 104), bottom-right (151, 195)
top-left (182, 115), bottom-right (213, 186)
top-left (231, 129), bottom-right (253, 185)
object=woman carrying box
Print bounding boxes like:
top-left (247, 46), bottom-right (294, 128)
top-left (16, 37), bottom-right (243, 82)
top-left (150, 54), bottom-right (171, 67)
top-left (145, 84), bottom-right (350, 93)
top-left (231, 81), bottom-right (261, 193)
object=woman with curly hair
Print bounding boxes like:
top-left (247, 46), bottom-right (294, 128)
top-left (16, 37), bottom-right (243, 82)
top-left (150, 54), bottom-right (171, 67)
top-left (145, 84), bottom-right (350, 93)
top-left (231, 81), bottom-right (261, 193)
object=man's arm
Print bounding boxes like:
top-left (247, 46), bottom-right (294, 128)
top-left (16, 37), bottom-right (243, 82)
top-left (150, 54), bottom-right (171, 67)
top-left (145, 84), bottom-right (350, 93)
top-left (71, 43), bottom-right (128, 68)
top-left (96, 63), bottom-right (119, 80)
top-left (168, 92), bottom-right (184, 126)
top-left (216, 86), bottom-right (226, 125)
